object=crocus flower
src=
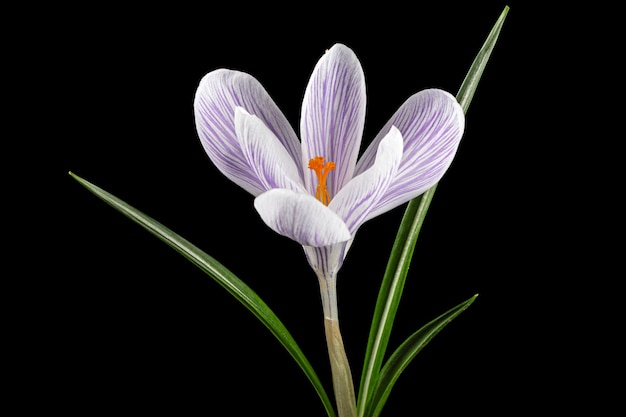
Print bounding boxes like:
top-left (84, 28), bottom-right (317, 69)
top-left (193, 44), bottom-right (464, 315)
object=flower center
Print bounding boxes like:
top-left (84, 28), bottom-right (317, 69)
top-left (308, 156), bottom-right (336, 206)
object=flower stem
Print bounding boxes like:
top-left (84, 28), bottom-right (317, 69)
top-left (324, 318), bottom-right (357, 417)
top-left (318, 275), bottom-right (357, 417)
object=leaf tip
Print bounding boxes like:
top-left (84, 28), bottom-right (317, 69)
top-left (500, 6), bottom-right (510, 24)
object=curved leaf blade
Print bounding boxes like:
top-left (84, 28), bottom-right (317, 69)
top-left (457, 5), bottom-right (510, 113)
top-left (357, 189), bottom-right (434, 416)
top-left (69, 171), bottom-right (337, 417)
top-left (368, 295), bottom-right (478, 417)
top-left (358, 6), bottom-right (509, 417)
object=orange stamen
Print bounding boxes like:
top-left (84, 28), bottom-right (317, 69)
top-left (308, 156), bottom-right (336, 206)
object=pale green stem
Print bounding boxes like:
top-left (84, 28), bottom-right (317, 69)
top-left (318, 274), bottom-right (357, 417)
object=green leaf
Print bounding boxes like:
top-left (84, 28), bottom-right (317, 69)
top-left (368, 295), bottom-right (478, 417)
top-left (357, 6), bottom-right (509, 417)
top-left (68, 172), bottom-right (337, 417)
top-left (456, 5), bottom-right (510, 113)
top-left (357, 188), bottom-right (435, 417)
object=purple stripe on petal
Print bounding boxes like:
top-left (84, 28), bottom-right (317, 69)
top-left (355, 89), bottom-right (465, 220)
top-left (194, 69), bottom-right (302, 196)
top-left (303, 241), bottom-right (352, 283)
top-left (301, 44), bottom-right (366, 198)
top-left (235, 108), bottom-right (306, 193)
top-left (254, 189), bottom-right (351, 247)
top-left (329, 127), bottom-right (403, 233)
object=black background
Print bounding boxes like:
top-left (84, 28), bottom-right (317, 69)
top-left (16, 1), bottom-right (617, 415)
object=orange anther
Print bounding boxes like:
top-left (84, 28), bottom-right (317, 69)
top-left (308, 156), bottom-right (336, 206)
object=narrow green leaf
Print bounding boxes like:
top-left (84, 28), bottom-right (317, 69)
top-left (457, 5), bottom-right (510, 113)
top-left (357, 186), bottom-right (436, 417)
top-left (358, 7), bottom-right (509, 417)
top-left (69, 172), bottom-right (337, 417)
top-left (368, 295), bottom-right (478, 417)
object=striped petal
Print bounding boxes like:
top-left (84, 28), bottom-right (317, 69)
top-left (355, 89), bottom-right (464, 220)
top-left (254, 189), bottom-right (351, 247)
top-left (194, 69), bottom-right (302, 196)
top-left (235, 107), bottom-right (306, 193)
top-left (329, 127), bottom-right (403, 233)
top-left (303, 241), bottom-right (352, 287)
top-left (301, 43), bottom-right (366, 198)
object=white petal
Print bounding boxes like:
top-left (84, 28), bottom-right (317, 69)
top-left (235, 108), bottom-right (306, 193)
top-left (254, 189), bottom-right (351, 247)
top-left (355, 89), bottom-right (465, 220)
top-left (194, 69), bottom-right (302, 196)
top-left (328, 127), bottom-right (403, 233)
top-left (300, 44), bottom-right (366, 197)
